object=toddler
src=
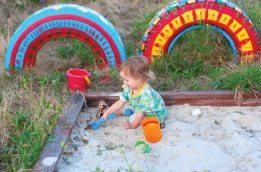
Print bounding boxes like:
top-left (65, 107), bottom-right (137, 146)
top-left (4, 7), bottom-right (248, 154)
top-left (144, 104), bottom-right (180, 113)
top-left (102, 56), bottom-right (166, 129)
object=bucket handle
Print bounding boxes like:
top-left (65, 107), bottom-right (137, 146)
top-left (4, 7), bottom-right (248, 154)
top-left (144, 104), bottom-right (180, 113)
top-left (85, 76), bottom-right (91, 85)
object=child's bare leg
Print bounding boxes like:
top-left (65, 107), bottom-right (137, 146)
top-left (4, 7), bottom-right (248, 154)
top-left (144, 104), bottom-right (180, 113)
top-left (123, 113), bottom-right (145, 129)
top-left (114, 109), bottom-right (123, 116)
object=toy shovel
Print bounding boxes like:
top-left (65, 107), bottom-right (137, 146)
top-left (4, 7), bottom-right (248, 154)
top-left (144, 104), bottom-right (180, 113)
top-left (86, 113), bottom-right (117, 130)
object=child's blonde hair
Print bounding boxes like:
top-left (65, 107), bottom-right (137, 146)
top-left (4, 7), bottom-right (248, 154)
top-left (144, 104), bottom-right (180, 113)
top-left (120, 56), bottom-right (156, 81)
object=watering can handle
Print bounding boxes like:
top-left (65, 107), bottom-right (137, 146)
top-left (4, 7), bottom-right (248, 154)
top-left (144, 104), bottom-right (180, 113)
top-left (85, 76), bottom-right (91, 85)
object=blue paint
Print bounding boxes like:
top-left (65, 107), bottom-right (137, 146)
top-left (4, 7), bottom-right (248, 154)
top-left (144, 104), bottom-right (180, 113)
top-left (5, 4), bottom-right (126, 70)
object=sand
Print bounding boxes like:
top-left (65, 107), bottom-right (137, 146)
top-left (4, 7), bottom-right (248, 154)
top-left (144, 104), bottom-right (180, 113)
top-left (57, 104), bottom-right (261, 172)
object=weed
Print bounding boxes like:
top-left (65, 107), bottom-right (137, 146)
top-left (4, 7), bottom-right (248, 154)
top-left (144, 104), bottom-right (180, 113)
top-left (29, 0), bottom-right (40, 3)
top-left (208, 67), bottom-right (225, 80)
top-left (0, 27), bottom-right (7, 37)
top-left (57, 46), bottom-right (74, 59)
top-left (95, 167), bottom-right (104, 172)
top-left (0, 69), bottom-right (67, 170)
top-left (152, 54), bottom-right (206, 79)
top-left (50, 71), bottom-right (66, 92)
top-left (125, 40), bottom-right (138, 57)
top-left (190, 80), bottom-right (200, 90)
top-left (72, 41), bottom-right (96, 66)
top-left (170, 26), bottom-right (233, 65)
top-left (57, 40), bottom-right (96, 67)
top-left (38, 75), bottom-right (49, 87)
top-left (151, 77), bottom-right (174, 91)
top-left (131, 11), bottom-right (157, 41)
top-left (215, 64), bottom-right (261, 92)
top-left (20, 72), bottom-right (31, 89)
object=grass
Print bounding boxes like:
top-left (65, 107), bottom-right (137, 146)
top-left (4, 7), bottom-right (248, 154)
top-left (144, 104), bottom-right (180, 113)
top-left (57, 39), bottom-right (97, 68)
top-left (0, 70), bottom-right (68, 171)
top-left (151, 53), bottom-right (261, 92)
top-left (214, 64), bottom-right (261, 92)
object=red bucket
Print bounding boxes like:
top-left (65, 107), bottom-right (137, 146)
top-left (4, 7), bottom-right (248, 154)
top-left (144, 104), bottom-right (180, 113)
top-left (66, 68), bottom-right (91, 92)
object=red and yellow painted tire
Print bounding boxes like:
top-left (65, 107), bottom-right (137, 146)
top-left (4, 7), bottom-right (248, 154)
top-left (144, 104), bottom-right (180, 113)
top-left (141, 0), bottom-right (260, 63)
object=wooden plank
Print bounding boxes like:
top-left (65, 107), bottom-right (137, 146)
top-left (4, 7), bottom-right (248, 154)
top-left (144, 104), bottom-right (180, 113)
top-left (84, 91), bottom-right (261, 107)
top-left (163, 98), bottom-right (261, 106)
top-left (33, 93), bottom-right (85, 172)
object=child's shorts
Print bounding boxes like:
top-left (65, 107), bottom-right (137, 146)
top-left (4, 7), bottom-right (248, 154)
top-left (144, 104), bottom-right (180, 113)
top-left (122, 104), bottom-right (166, 128)
top-left (121, 104), bottom-right (135, 122)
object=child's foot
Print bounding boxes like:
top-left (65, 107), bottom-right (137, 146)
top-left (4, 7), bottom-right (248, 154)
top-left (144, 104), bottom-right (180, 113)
top-left (123, 121), bottom-right (132, 129)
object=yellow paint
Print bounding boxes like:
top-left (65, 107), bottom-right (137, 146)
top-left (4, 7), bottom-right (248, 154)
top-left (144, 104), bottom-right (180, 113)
top-left (218, 13), bottom-right (232, 25)
top-left (229, 19), bottom-right (242, 33)
top-left (141, 43), bottom-right (145, 51)
top-left (151, 23), bottom-right (175, 57)
top-left (151, 33), bottom-right (166, 56)
top-left (208, 9), bottom-right (219, 21)
top-left (236, 28), bottom-right (249, 41)
top-left (181, 10), bottom-right (194, 24)
top-left (161, 24), bottom-right (174, 38)
top-left (170, 16), bottom-right (183, 30)
top-left (195, 9), bottom-right (206, 20)
top-left (151, 46), bottom-right (163, 56)
top-left (241, 40), bottom-right (253, 52)
top-left (154, 34), bottom-right (167, 45)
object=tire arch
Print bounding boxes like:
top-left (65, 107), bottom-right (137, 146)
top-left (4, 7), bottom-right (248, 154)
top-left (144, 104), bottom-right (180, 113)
top-left (5, 4), bottom-right (126, 71)
top-left (141, 0), bottom-right (260, 63)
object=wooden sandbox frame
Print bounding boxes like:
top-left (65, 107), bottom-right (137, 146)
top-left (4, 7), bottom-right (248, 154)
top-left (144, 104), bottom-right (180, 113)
top-left (33, 91), bottom-right (261, 171)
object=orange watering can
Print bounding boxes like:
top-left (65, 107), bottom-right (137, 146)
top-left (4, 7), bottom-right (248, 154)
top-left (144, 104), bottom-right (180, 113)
top-left (141, 117), bottom-right (162, 143)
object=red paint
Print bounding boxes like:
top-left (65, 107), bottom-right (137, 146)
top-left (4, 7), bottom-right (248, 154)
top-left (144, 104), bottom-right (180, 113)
top-left (10, 14), bottom-right (122, 69)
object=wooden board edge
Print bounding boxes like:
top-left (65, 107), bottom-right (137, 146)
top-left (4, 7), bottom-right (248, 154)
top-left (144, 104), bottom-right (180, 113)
top-left (33, 93), bottom-right (85, 172)
top-left (84, 91), bottom-right (261, 107)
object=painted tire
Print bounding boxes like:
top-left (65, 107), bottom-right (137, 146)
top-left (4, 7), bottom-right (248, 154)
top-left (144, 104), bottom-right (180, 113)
top-left (5, 4), bottom-right (126, 71)
top-left (141, 0), bottom-right (260, 63)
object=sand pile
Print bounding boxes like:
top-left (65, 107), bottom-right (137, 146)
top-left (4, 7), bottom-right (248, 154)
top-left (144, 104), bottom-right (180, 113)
top-left (57, 104), bottom-right (261, 172)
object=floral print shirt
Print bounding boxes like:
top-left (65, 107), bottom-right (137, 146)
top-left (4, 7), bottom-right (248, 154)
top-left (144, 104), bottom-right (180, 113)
top-left (120, 83), bottom-right (166, 122)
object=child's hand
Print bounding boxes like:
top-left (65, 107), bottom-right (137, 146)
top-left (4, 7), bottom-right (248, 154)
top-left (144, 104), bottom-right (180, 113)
top-left (123, 122), bottom-right (132, 129)
top-left (102, 110), bottom-right (110, 121)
